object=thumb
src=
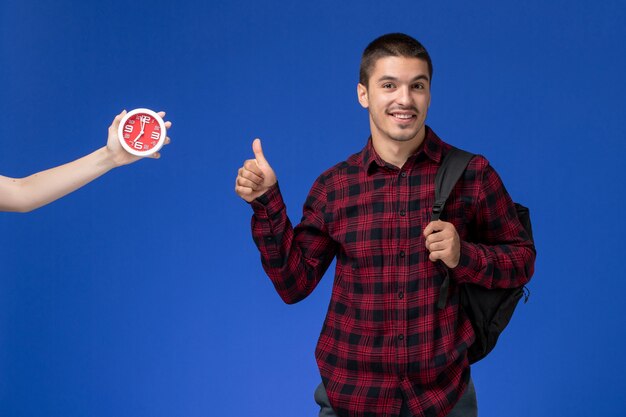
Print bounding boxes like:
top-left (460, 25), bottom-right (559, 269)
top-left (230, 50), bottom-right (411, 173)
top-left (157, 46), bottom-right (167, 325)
top-left (423, 220), bottom-right (443, 237)
top-left (252, 138), bottom-right (269, 166)
top-left (109, 109), bottom-right (127, 132)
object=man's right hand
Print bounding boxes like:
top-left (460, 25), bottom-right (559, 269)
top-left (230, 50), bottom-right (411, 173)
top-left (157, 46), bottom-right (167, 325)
top-left (235, 138), bottom-right (277, 202)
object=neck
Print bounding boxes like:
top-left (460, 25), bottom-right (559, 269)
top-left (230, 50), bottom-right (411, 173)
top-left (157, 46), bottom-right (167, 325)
top-left (371, 128), bottom-right (426, 168)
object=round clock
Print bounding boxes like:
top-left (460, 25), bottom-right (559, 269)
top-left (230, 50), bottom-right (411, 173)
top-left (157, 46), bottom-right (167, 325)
top-left (118, 108), bottom-right (167, 156)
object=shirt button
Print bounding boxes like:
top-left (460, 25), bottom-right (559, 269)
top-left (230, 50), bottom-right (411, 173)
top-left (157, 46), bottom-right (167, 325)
top-left (401, 172), bottom-right (407, 178)
top-left (399, 210), bottom-right (406, 217)
top-left (399, 251), bottom-right (405, 258)
top-left (398, 292), bottom-right (404, 299)
top-left (398, 334), bottom-right (404, 341)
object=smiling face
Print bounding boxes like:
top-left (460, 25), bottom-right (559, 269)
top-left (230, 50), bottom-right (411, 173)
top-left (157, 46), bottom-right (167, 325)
top-left (357, 56), bottom-right (431, 148)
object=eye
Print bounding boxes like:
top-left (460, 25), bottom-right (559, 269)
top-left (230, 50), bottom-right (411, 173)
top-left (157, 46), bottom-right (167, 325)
top-left (382, 83), bottom-right (395, 89)
top-left (412, 83), bottom-right (425, 90)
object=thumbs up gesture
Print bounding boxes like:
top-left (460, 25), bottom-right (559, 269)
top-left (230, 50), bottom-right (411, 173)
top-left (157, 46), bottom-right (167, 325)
top-left (235, 138), bottom-right (277, 202)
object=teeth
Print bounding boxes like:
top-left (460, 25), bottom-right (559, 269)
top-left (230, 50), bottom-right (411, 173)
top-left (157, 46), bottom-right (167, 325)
top-left (393, 114), bottom-right (413, 119)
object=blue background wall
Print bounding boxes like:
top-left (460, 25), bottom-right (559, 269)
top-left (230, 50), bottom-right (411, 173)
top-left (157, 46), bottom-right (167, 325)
top-left (1, 1), bottom-right (625, 416)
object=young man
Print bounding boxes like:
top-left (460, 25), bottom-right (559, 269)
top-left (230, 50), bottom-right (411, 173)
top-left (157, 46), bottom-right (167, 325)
top-left (0, 110), bottom-right (171, 212)
top-left (235, 33), bottom-right (535, 417)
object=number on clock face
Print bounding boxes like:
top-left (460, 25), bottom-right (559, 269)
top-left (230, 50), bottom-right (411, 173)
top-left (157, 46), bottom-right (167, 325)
top-left (121, 112), bottom-right (164, 152)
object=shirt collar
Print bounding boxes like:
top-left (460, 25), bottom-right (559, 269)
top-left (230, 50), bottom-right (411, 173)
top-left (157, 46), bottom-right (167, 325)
top-left (361, 126), bottom-right (446, 173)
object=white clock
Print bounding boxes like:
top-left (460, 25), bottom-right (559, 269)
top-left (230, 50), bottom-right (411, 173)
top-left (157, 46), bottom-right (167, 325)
top-left (118, 108), bottom-right (167, 157)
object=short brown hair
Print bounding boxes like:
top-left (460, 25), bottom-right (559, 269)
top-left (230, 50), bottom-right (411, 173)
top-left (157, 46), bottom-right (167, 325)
top-left (359, 33), bottom-right (433, 86)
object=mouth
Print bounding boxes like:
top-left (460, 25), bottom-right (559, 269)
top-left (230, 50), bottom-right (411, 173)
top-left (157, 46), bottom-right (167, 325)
top-left (389, 112), bottom-right (417, 123)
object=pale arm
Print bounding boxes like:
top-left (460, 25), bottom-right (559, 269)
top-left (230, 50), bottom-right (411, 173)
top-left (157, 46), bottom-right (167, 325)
top-left (0, 110), bottom-right (172, 213)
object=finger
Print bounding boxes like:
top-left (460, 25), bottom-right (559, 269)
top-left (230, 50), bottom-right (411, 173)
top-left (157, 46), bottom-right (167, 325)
top-left (237, 176), bottom-right (262, 190)
top-left (429, 245), bottom-right (450, 259)
top-left (110, 109), bottom-right (127, 130)
top-left (423, 221), bottom-right (435, 237)
top-left (243, 159), bottom-right (265, 178)
top-left (423, 220), bottom-right (448, 237)
top-left (150, 152), bottom-right (161, 159)
top-left (427, 240), bottom-right (447, 252)
top-left (155, 111), bottom-right (171, 129)
top-left (425, 231), bottom-right (447, 248)
top-left (426, 230), bottom-right (444, 242)
top-left (164, 136), bottom-right (171, 145)
top-left (423, 221), bottom-right (439, 237)
top-left (429, 248), bottom-right (451, 260)
top-left (429, 252), bottom-right (440, 262)
top-left (252, 138), bottom-right (269, 166)
top-left (425, 237), bottom-right (445, 252)
top-left (235, 184), bottom-right (256, 199)
top-left (240, 167), bottom-right (265, 185)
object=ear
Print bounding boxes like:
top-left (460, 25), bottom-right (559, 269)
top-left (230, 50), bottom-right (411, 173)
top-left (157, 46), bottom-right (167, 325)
top-left (357, 83), bottom-right (369, 108)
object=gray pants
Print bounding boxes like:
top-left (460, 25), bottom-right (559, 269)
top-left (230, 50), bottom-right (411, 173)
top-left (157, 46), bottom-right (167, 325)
top-left (314, 378), bottom-right (477, 417)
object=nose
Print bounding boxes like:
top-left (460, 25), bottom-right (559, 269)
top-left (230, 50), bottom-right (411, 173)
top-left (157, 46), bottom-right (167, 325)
top-left (395, 85), bottom-right (413, 107)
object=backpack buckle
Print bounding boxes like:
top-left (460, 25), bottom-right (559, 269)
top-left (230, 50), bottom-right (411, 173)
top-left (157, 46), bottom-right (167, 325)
top-left (432, 201), bottom-right (445, 220)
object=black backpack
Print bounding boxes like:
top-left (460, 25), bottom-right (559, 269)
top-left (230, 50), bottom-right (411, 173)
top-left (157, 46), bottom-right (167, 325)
top-left (432, 147), bottom-right (534, 364)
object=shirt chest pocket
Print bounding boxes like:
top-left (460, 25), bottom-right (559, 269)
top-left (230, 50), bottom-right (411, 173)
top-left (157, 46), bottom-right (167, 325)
top-left (438, 195), bottom-right (474, 240)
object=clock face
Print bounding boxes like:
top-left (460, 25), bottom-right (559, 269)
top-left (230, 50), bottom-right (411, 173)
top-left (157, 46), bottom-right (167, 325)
top-left (118, 108), bottom-right (166, 156)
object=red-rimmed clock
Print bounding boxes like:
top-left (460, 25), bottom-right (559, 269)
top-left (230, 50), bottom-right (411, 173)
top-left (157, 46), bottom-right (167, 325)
top-left (118, 108), bottom-right (167, 156)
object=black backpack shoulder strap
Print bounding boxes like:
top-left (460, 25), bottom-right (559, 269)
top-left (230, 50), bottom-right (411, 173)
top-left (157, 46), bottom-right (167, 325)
top-left (433, 147), bottom-right (476, 309)
top-left (432, 147), bottom-right (475, 221)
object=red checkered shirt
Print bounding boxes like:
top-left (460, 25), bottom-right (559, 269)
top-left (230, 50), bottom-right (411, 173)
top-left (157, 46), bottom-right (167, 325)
top-left (250, 127), bottom-right (535, 417)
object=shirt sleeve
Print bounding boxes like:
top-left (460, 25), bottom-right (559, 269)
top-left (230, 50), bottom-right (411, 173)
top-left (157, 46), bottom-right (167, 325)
top-left (451, 160), bottom-right (536, 289)
top-left (249, 177), bottom-right (338, 304)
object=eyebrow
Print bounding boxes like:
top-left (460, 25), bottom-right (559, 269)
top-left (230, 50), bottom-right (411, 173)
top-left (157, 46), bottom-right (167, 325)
top-left (377, 75), bottom-right (430, 83)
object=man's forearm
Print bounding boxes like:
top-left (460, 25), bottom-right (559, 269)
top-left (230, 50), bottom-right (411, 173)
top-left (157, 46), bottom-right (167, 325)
top-left (452, 240), bottom-right (535, 289)
top-left (251, 182), bottom-right (336, 304)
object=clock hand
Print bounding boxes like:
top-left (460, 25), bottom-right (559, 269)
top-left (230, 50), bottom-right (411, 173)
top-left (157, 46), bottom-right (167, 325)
top-left (132, 130), bottom-right (144, 143)
top-left (133, 116), bottom-right (148, 143)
